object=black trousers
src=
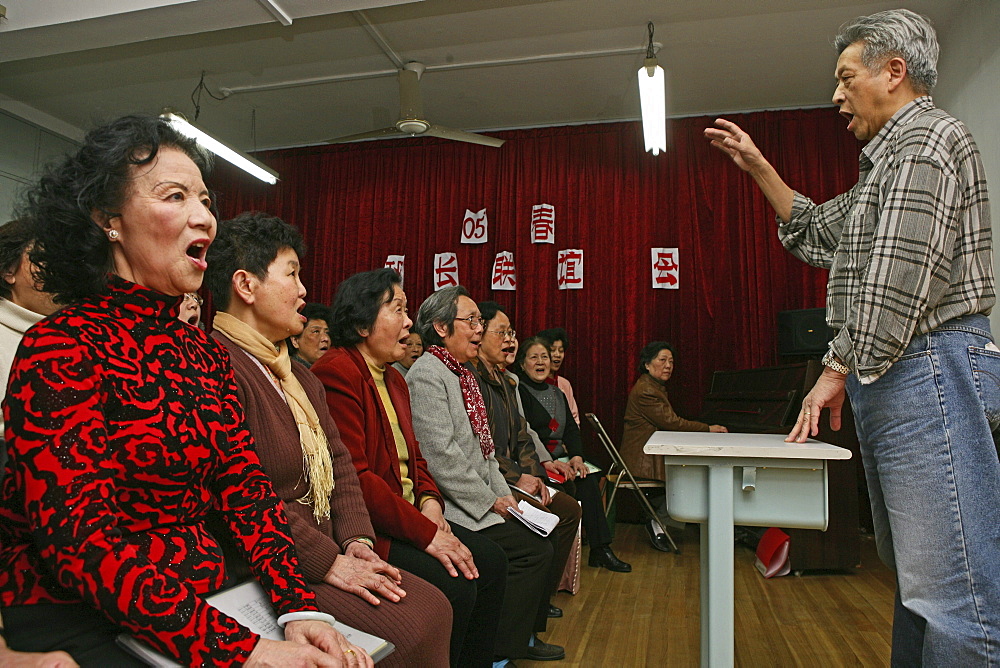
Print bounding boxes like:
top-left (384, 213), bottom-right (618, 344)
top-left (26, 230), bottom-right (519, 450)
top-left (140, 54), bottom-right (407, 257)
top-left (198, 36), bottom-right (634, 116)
top-left (478, 518), bottom-right (553, 660)
top-left (387, 521), bottom-right (507, 668)
top-left (564, 474), bottom-right (612, 548)
top-left (3, 602), bottom-right (146, 667)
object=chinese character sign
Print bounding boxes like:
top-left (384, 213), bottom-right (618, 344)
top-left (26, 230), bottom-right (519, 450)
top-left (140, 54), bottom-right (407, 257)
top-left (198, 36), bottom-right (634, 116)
top-left (531, 204), bottom-right (555, 244)
top-left (460, 208), bottom-right (489, 244)
top-left (651, 247), bottom-right (679, 289)
top-left (433, 252), bottom-right (459, 291)
top-left (557, 249), bottom-right (584, 290)
top-left (384, 254), bottom-right (405, 283)
top-left (492, 251), bottom-right (517, 291)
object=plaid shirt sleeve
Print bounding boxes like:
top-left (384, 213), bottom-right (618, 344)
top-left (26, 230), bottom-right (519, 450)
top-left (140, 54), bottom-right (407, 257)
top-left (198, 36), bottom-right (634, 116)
top-left (833, 152), bottom-right (966, 382)
top-left (778, 188), bottom-right (856, 270)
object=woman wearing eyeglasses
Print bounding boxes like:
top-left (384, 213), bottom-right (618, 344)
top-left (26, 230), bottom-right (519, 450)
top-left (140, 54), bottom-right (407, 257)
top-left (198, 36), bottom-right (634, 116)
top-left (405, 287), bottom-right (562, 665)
top-left (179, 291), bottom-right (202, 326)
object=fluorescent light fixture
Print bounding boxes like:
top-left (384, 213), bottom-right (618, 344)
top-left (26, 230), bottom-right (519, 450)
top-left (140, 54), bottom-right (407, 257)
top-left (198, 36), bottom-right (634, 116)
top-left (637, 22), bottom-right (666, 156)
top-left (638, 59), bottom-right (666, 155)
top-left (161, 110), bottom-right (279, 185)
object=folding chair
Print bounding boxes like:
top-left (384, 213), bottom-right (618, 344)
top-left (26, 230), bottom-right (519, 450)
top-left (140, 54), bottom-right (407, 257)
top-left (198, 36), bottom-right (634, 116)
top-left (585, 413), bottom-right (679, 553)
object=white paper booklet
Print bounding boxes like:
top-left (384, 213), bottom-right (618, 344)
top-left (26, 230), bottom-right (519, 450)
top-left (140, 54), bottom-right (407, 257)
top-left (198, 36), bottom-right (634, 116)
top-left (508, 500), bottom-right (559, 536)
top-left (117, 580), bottom-right (394, 666)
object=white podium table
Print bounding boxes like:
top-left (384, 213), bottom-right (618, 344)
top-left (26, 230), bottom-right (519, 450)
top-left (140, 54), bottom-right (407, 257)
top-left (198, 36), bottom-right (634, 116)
top-left (644, 432), bottom-right (851, 667)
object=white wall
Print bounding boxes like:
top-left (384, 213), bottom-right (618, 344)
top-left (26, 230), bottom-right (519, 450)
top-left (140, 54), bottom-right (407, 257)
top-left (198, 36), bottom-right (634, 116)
top-left (0, 110), bottom-right (78, 222)
top-left (934, 0), bottom-right (1000, 333)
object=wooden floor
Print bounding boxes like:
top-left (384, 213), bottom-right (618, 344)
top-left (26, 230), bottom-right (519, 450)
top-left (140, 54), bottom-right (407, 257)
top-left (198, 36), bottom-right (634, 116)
top-left (528, 523), bottom-right (895, 667)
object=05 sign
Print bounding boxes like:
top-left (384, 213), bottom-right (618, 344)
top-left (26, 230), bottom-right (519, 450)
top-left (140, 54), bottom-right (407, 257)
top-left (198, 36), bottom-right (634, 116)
top-left (460, 208), bottom-right (489, 244)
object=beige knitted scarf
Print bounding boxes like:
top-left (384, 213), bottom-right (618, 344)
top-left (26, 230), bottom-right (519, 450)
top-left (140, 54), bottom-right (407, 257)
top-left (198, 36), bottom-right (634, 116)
top-left (213, 312), bottom-right (334, 522)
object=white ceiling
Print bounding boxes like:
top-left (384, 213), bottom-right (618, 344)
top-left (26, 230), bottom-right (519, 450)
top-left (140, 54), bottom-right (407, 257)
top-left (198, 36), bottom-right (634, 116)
top-left (0, 0), bottom-right (965, 151)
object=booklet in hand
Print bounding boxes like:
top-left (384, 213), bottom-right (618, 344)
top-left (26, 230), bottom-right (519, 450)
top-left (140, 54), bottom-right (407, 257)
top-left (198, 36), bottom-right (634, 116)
top-left (507, 500), bottom-right (559, 537)
top-left (117, 579), bottom-right (395, 666)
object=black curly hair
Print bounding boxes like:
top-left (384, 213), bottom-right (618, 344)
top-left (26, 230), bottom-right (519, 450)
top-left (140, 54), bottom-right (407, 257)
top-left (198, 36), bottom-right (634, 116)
top-left (0, 219), bottom-right (38, 301)
top-left (203, 211), bottom-right (306, 311)
top-left (18, 114), bottom-right (211, 304)
top-left (536, 327), bottom-right (569, 351)
top-left (300, 302), bottom-right (331, 325)
top-left (639, 340), bottom-right (675, 374)
top-left (328, 268), bottom-right (403, 348)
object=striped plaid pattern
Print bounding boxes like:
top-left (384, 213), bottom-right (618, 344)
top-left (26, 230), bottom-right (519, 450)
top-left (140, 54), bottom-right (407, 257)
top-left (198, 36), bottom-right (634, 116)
top-left (778, 97), bottom-right (993, 383)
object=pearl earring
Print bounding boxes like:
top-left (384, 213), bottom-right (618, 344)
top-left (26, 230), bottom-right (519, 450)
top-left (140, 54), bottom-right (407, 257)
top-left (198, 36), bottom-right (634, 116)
top-left (107, 229), bottom-right (120, 241)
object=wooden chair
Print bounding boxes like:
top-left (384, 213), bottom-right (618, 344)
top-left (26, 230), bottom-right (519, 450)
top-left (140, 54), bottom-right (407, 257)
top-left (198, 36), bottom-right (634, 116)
top-left (585, 413), bottom-right (679, 553)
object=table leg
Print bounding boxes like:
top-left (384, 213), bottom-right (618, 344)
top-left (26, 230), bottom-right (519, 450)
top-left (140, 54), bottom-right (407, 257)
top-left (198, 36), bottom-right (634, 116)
top-left (701, 464), bottom-right (734, 667)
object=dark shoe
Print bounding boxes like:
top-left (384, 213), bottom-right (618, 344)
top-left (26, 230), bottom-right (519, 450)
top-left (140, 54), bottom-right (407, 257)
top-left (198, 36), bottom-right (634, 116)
top-left (645, 519), bottom-right (673, 553)
top-left (526, 637), bottom-right (565, 662)
top-left (547, 604), bottom-right (563, 618)
top-left (588, 545), bottom-right (632, 572)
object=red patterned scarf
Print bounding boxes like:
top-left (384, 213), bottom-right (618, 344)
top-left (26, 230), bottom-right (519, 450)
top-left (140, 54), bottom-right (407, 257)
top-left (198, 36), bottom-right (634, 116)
top-left (426, 345), bottom-right (495, 459)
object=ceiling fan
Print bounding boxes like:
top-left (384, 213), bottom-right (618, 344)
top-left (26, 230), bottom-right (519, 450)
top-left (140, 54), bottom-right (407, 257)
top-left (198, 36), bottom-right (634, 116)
top-left (327, 62), bottom-right (505, 148)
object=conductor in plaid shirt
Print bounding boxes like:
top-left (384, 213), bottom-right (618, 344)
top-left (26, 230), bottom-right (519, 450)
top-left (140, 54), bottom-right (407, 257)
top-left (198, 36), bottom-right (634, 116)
top-left (705, 9), bottom-right (999, 666)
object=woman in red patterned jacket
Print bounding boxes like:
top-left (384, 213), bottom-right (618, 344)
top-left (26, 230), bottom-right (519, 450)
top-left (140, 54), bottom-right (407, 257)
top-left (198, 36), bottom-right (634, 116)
top-left (0, 115), bottom-right (365, 666)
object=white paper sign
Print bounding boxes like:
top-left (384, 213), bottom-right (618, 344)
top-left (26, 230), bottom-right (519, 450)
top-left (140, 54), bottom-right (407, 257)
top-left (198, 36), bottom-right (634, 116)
top-left (433, 252), bottom-right (459, 291)
top-left (461, 208), bottom-right (489, 244)
top-left (491, 251), bottom-right (517, 291)
top-left (557, 249), bottom-right (584, 290)
top-left (384, 255), bottom-right (405, 284)
top-left (651, 247), bottom-right (679, 289)
top-left (531, 204), bottom-right (555, 244)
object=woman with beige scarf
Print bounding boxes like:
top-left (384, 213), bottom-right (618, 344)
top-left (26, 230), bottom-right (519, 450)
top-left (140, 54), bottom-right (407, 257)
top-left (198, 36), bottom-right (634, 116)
top-left (205, 212), bottom-right (451, 667)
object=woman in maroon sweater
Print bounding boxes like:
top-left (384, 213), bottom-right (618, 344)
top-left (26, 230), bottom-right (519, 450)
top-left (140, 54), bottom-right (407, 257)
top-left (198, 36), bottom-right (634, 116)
top-left (313, 268), bottom-right (507, 668)
top-left (205, 213), bottom-right (451, 667)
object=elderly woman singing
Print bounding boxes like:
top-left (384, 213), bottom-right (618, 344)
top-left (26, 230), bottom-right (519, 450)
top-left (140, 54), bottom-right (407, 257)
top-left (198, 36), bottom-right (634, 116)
top-left (313, 268), bottom-right (507, 668)
top-left (0, 115), bottom-right (365, 666)
top-left (205, 213), bottom-right (451, 667)
top-left (405, 287), bottom-right (563, 665)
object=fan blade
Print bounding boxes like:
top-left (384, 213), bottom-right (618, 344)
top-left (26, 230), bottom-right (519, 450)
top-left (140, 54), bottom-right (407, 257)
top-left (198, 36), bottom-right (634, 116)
top-left (399, 69), bottom-right (424, 122)
top-left (326, 127), bottom-right (404, 144)
top-left (424, 124), bottom-right (505, 148)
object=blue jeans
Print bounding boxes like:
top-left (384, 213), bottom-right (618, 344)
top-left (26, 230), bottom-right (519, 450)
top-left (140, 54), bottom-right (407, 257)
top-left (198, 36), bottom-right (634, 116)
top-left (846, 314), bottom-right (1000, 666)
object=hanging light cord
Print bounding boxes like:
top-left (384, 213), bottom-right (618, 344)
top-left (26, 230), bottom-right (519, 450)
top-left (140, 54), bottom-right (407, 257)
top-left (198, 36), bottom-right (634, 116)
top-left (190, 71), bottom-right (226, 121)
top-left (646, 22), bottom-right (656, 59)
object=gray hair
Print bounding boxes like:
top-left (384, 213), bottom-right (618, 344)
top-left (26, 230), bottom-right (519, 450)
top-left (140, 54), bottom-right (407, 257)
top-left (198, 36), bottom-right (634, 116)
top-left (834, 9), bottom-right (938, 93)
top-left (415, 285), bottom-right (470, 347)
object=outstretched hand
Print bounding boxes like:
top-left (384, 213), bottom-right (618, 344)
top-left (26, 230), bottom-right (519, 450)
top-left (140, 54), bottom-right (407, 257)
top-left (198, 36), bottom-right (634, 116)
top-left (703, 118), bottom-right (767, 173)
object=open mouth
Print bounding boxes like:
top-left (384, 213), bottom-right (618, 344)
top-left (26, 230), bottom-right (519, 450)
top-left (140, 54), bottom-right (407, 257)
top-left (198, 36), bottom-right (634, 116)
top-left (185, 313), bottom-right (198, 325)
top-left (501, 344), bottom-right (516, 356)
top-left (840, 110), bottom-right (855, 130)
top-left (186, 240), bottom-right (210, 270)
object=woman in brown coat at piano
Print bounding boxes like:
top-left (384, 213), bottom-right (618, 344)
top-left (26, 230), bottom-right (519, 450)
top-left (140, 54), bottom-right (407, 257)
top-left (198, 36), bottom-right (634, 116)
top-left (620, 341), bottom-right (727, 551)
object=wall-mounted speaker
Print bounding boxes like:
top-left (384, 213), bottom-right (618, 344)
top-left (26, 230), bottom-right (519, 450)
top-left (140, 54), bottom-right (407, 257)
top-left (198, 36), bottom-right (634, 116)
top-left (778, 308), bottom-right (834, 356)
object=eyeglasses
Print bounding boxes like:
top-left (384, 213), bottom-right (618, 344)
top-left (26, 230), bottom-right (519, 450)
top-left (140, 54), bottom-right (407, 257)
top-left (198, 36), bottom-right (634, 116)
top-left (487, 329), bottom-right (516, 339)
top-left (184, 292), bottom-right (204, 306)
top-left (454, 315), bottom-right (486, 330)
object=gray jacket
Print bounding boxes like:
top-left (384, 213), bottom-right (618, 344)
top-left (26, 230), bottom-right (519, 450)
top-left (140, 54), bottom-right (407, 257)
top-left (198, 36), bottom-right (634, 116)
top-left (406, 353), bottom-right (508, 531)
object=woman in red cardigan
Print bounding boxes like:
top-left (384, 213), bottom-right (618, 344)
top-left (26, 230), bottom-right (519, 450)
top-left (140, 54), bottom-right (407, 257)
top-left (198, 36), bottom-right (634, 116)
top-left (313, 268), bottom-right (507, 668)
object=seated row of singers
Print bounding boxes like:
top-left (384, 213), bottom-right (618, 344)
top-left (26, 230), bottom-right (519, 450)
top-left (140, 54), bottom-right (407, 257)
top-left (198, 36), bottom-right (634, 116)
top-left (0, 113), bottom-right (631, 667)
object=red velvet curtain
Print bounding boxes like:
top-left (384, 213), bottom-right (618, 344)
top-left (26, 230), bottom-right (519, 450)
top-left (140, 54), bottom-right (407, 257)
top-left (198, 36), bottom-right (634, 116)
top-left (209, 108), bottom-right (858, 455)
